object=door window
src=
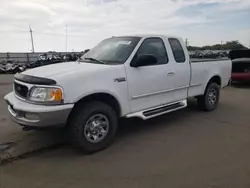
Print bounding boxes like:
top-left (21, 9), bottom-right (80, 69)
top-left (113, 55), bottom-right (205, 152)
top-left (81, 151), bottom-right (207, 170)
top-left (136, 38), bottom-right (169, 65)
top-left (169, 38), bottom-right (186, 63)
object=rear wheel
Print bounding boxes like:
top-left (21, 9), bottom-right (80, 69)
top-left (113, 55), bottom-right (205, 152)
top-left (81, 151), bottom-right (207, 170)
top-left (68, 101), bottom-right (118, 153)
top-left (197, 82), bottom-right (220, 111)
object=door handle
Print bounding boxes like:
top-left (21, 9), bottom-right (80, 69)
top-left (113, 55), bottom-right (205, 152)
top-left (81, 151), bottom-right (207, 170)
top-left (167, 72), bottom-right (174, 76)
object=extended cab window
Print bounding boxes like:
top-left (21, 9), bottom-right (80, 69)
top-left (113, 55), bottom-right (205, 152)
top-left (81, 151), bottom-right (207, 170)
top-left (136, 38), bottom-right (169, 65)
top-left (168, 38), bottom-right (186, 63)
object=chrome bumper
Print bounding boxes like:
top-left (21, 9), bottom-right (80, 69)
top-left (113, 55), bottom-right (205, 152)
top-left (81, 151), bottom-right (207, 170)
top-left (4, 92), bottom-right (74, 128)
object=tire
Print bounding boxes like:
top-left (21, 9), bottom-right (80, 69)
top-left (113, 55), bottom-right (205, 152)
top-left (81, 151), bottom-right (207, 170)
top-left (68, 101), bottom-right (118, 153)
top-left (197, 82), bottom-right (220, 111)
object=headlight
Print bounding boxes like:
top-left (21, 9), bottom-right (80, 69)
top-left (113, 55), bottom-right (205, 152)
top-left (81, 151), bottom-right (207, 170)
top-left (29, 87), bottom-right (63, 103)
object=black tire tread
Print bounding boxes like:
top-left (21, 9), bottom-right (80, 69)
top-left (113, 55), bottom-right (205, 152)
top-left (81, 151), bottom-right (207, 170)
top-left (197, 82), bottom-right (220, 111)
top-left (68, 101), bottom-right (118, 153)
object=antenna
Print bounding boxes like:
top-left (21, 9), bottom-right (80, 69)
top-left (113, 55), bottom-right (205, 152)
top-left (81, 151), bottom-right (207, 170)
top-left (29, 25), bottom-right (35, 52)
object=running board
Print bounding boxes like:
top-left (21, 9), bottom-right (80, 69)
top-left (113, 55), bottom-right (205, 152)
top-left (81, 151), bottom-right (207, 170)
top-left (126, 100), bottom-right (187, 120)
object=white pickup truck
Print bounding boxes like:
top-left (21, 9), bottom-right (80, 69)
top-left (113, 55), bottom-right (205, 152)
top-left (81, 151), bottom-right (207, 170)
top-left (4, 35), bottom-right (232, 153)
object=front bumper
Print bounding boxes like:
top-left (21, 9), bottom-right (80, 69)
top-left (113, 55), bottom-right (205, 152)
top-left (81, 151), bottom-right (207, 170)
top-left (4, 92), bottom-right (74, 128)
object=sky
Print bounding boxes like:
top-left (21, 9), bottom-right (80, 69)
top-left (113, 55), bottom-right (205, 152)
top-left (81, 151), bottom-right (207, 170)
top-left (0, 0), bottom-right (249, 52)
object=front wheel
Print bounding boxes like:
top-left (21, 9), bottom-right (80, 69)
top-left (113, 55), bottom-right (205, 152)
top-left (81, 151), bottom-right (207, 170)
top-left (68, 101), bottom-right (118, 153)
top-left (197, 82), bottom-right (220, 111)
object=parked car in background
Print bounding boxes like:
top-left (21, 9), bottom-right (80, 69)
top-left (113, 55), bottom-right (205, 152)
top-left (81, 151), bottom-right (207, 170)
top-left (230, 49), bottom-right (250, 83)
top-left (0, 52), bottom-right (85, 73)
top-left (5, 35), bottom-right (232, 153)
top-left (189, 50), bottom-right (229, 59)
top-left (0, 60), bottom-right (25, 74)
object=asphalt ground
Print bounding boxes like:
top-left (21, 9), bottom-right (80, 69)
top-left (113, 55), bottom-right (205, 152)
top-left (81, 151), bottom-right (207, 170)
top-left (0, 74), bottom-right (65, 160)
top-left (0, 74), bottom-right (250, 188)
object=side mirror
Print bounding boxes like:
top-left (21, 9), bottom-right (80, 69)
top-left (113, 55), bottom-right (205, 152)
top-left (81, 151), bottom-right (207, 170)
top-left (131, 54), bottom-right (158, 67)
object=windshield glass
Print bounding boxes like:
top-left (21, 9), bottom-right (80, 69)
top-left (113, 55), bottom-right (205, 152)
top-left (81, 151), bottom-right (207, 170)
top-left (81, 37), bottom-right (141, 64)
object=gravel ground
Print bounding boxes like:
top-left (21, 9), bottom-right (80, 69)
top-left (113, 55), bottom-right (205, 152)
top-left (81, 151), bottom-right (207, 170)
top-left (0, 80), bottom-right (250, 188)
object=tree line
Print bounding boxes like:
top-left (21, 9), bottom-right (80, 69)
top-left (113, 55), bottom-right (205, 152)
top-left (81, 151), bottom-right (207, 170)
top-left (187, 41), bottom-right (248, 51)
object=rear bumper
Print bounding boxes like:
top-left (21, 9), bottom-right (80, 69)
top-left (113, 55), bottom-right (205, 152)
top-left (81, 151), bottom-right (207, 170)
top-left (231, 72), bottom-right (250, 81)
top-left (4, 92), bottom-right (74, 128)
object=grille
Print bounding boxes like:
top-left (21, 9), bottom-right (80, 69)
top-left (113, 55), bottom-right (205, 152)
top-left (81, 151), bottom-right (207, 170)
top-left (14, 82), bottom-right (28, 99)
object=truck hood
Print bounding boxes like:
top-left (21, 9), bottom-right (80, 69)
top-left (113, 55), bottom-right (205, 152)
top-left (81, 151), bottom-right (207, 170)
top-left (23, 61), bottom-right (110, 80)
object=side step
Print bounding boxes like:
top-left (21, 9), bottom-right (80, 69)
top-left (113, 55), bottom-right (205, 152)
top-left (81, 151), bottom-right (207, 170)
top-left (126, 100), bottom-right (187, 120)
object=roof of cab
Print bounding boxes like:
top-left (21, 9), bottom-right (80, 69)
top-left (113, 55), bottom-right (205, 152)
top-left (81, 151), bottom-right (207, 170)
top-left (113, 34), bottom-right (180, 39)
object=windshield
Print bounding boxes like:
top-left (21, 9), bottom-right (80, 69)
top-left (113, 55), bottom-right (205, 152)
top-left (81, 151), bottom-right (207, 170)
top-left (81, 37), bottom-right (141, 64)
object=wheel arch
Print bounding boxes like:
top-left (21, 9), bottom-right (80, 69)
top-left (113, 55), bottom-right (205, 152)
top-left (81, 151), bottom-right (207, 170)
top-left (202, 75), bottom-right (221, 95)
top-left (70, 92), bottom-right (122, 118)
top-left (207, 75), bottom-right (221, 87)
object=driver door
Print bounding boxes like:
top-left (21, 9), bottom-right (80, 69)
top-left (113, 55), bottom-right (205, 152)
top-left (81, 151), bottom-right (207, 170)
top-left (125, 37), bottom-right (175, 113)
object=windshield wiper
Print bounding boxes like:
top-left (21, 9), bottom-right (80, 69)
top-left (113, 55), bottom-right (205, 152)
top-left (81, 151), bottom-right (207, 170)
top-left (83, 57), bottom-right (105, 64)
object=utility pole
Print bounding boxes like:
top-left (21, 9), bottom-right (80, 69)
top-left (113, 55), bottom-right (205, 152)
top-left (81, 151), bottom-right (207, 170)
top-left (65, 25), bottom-right (68, 52)
top-left (185, 38), bottom-right (188, 46)
top-left (29, 25), bottom-right (35, 53)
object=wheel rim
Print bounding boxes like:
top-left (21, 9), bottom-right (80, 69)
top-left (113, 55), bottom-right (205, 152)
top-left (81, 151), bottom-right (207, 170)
top-left (208, 88), bottom-right (217, 105)
top-left (84, 114), bottom-right (110, 143)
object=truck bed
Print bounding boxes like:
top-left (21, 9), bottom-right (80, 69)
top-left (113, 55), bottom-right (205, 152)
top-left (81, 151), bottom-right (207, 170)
top-left (188, 58), bottom-right (232, 98)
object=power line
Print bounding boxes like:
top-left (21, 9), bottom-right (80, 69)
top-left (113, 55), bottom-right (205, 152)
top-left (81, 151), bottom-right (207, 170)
top-left (0, 30), bottom-right (27, 33)
top-left (0, 29), bottom-right (87, 37)
top-left (34, 31), bottom-right (65, 36)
